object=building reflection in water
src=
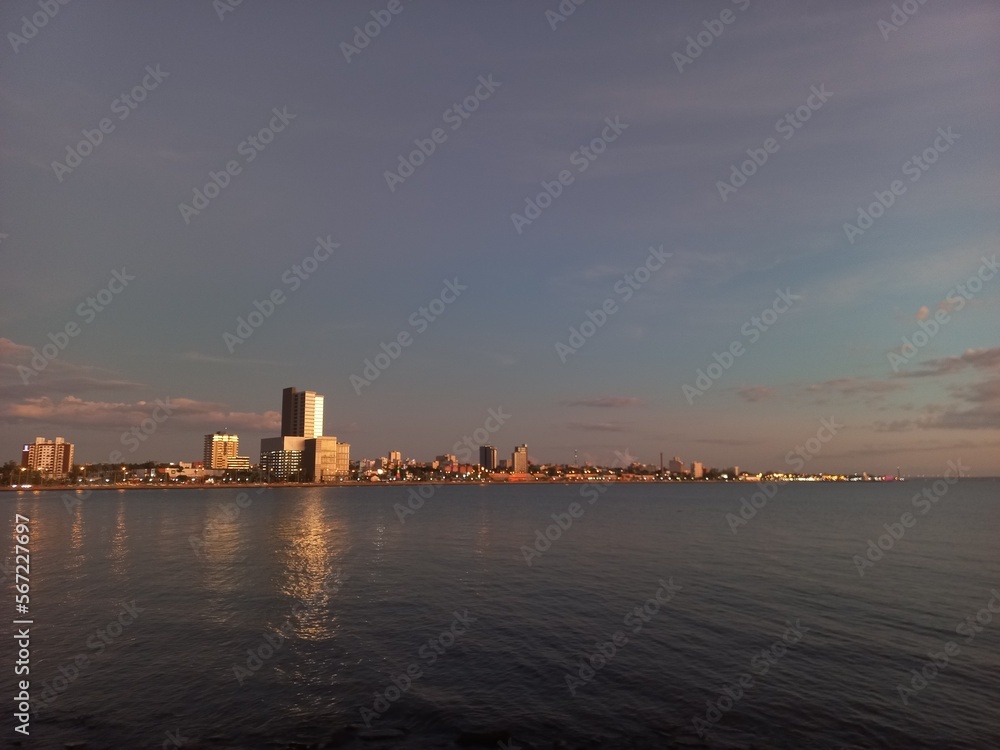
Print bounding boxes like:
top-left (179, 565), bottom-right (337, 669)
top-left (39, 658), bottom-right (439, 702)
top-left (109, 497), bottom-right (128, 579)
top-left (273, 489), bottom-right (349, 642)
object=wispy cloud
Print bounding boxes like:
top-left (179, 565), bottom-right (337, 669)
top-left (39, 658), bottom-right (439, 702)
top-left (895, 347), bottom-right (1000, 378)
top-left (803, 378), bottom-right (908, 399)
top-left (735, 385), bottom-right (775, 402)
top-left (0, 395), bottom-right (279, 432)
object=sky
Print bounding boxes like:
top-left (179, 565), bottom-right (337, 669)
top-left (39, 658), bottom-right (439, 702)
top-left (1, 0), bottom-right (998, 475)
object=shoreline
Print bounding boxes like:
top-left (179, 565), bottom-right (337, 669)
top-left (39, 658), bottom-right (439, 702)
top-left (1, 476), bottom-right (989, 493)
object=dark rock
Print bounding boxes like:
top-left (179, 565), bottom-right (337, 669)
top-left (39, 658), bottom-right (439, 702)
top-left (458, 729), bottom-right (512, 746)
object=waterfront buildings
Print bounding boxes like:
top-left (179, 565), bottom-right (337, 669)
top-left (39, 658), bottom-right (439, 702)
top-left (512, 444), bottom-right (529, 474)
top-left (203, 431), bottom-right (240, 469)
top-left (690, 461), bottom-right (704, 479)
top-left (21, 436), bottom-right (74, 479)
top-left (668, 456), bottom-right (685, 475)
top-left (479, 444), bottom-right (498, 471)
top-left (260, 436), bottom-right (305, 481)
top-left (262, 386), bottom-right (348, 481)
top-left (303, 436), bottom-right (351, 481)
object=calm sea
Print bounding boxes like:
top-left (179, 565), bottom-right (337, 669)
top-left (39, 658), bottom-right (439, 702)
top-left (2, 481), bottom-right (999, 749)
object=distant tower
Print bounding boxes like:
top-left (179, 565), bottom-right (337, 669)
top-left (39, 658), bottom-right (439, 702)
top-left (479, 445), bottom-right (498, 471)
top-left (281, 386), bottom-right (324, 438)
top-left (512, 444), bottom-right (529, 473)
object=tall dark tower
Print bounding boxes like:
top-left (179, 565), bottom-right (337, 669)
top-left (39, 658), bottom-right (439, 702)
top-left (281, 386), bottom-right (324, 438)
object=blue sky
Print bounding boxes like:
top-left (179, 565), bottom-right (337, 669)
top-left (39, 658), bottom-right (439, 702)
top-left (2, 1), bottom-right (998, 474)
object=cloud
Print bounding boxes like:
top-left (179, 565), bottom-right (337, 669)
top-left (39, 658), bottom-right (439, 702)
top-left (803, 378), bottom-right (908, 399)
top-left (0, 377), bottom-right (146, 400)
top-left (560, 396), bottom-right (642, 408)
top-left (896, 347), bottom-right (1000, 378)
top-left (735, 385), bottom-right (775, 402)
top-left (0, 395), bottom-right (280, 432)
top-left (875, 350), bottom-right (1000, 430)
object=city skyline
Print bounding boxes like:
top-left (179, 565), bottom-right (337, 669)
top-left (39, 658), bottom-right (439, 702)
top-left (1, 2), bottom-right (998, 474)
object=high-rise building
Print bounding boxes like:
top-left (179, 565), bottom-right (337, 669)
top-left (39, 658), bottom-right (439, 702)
top-left (22, 436), bottom-right (75, 479)
top-left (264, 386), bottom-right (347, 481)
top-left (304, 437), bottom-right (350, 481)
top-left (668, 456), bottom-right (685, 475)
top-left (690, 461), bottom-right (704, 479)
top-left (389, 450), bottom-right (402, 468)
top-left (204, 431), bottom-right (240, 469)
top-left (479, 444), bottom-right (498, 470)
top-left (260, 436), bottom-right (306, 481)
top-left (281, 386), bottom-right (324, 439)
top-left (512, 444), bottom-right (529, 474)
